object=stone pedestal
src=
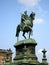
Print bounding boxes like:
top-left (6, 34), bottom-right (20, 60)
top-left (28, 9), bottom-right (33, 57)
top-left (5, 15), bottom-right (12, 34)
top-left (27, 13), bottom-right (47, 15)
top-left (13, 39), bottom-right (40, 65)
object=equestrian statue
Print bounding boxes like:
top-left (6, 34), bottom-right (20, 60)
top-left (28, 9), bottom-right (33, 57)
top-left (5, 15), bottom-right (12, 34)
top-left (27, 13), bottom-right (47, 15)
top-left (16, 11), bottom-right (35, 40)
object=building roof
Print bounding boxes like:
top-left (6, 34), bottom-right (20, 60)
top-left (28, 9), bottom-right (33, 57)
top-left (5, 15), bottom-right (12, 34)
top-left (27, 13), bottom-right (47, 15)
top-left (0, 49), bottom-right (13, 54)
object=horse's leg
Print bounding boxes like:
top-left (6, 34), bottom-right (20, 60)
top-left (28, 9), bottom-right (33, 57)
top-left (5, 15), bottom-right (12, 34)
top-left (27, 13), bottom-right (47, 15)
top-left (23, 32), bottom-right (26, 39)
top-left (29, 29), bottom-right (33, 38)
top-left (16, 25), bottom-right (20, 36)
top-left (17, 36), bottom-right (19, 41)
top-left (16, 30), bottom-right (20, 41)
top-left (16, 25), bottom-right (20, 41)
top-left (29, 29), bottom-right (32, 38)
top-left (29, 31), bottom-right (31, 38)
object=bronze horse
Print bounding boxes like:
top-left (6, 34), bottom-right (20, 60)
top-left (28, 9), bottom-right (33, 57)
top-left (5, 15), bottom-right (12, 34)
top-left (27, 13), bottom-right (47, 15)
top-left (16, 12), bottom-right (35, 40)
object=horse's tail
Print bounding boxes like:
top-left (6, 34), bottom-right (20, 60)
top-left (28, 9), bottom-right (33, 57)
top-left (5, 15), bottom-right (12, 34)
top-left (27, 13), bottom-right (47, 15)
top-left (16, 25), bottom-right (20, 37)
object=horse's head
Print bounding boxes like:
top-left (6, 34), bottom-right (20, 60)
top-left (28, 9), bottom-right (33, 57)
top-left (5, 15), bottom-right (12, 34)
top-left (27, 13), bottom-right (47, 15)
top-left (30, 12), bottom-right (35, 20)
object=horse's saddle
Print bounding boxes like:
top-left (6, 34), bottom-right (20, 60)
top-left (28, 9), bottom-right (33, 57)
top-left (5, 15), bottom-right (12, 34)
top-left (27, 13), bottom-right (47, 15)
top-left (20, 19), bottom-right (32, 30)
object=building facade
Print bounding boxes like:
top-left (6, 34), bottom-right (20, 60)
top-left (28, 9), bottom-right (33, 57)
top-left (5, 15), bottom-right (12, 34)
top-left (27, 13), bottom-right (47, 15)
top-left (0, 49), bottom-right (12, 65)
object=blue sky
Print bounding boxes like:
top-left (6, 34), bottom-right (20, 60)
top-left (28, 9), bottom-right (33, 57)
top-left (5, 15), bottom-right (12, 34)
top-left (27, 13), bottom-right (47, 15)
top-left (0, 0), bottom-right (49, 62)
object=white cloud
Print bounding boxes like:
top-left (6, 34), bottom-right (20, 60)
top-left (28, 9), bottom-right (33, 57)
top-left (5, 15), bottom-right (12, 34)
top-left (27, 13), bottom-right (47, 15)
top-left (34, 18), bottom-right (44, 24)
top-left (46, 51), bottom-right (49, 55)
top-left (38, 49), bottom-right (43, 54)
top-left (18, 0), bottom-right (41, 7)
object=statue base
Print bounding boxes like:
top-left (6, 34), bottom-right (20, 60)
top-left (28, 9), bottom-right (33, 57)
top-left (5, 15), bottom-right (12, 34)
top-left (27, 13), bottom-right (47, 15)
top-left (14, 38), bottom-right (40, 65)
